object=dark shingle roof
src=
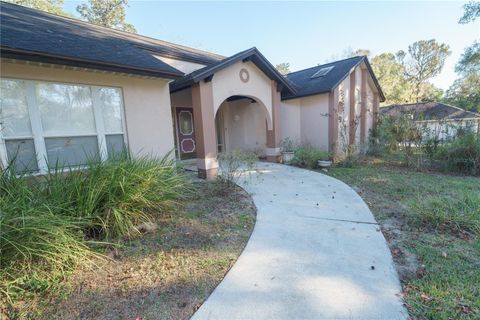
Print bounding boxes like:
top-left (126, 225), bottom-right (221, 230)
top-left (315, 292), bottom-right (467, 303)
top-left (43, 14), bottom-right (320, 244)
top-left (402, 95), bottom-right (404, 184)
top-left (380, 102), bottom-right (480, 121)
top-left (0, 2), bottom-right (223, 78)
top-left (170, 47), bottom-right (296, 95)
top-left (282, 56), bottom-right (385, 101)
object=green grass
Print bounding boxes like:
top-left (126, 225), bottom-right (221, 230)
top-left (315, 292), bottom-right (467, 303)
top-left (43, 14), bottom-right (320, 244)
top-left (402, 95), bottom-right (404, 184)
top-left (326, 159), bottom-right (480, 320)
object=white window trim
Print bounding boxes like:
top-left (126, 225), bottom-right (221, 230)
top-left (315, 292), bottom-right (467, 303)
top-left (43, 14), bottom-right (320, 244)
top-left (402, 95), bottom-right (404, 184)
top-left (0, 78), bottom-right (128, 174)
top-left (25, 81), bottom-right (48, 171)
top-left (91, 86), bottom-right (108, 161)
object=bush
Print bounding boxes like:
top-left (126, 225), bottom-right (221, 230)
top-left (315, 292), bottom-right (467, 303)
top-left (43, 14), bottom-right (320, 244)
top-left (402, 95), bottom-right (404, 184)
top-left (217, 150), bottom-right (257, 188)
top-left (0, 153), bottom-right (189, 308)
top-left (291, 146), bottom-right (330, 169)
top-left (280, 137), bottom-right (297, 152)
top-left (337, 145), bottom-right (362, 168)
top-left (376, 114), bottom-right (423, 166)
top-left (434, 132), bottom-right (480, 175)
top-left (367, 126), bottom-right (384, 156)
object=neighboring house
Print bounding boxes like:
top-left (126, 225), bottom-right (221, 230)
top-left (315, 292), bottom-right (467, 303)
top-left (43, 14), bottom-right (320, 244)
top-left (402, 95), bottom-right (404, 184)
top-left (0, 2), bottom-right (384, 179)
top-left (380, 102), bottom-right (480, 141)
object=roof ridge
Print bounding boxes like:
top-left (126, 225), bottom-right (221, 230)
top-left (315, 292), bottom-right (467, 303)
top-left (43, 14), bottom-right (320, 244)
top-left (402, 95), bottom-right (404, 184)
top-left (382, 102), bottom-right (480, 117)
top-left (286, 55), bottom-right (364, 76)
top-left (1, 1), bottom-right (224, 60)
top-left (383, 102), bottom-right (436, 108)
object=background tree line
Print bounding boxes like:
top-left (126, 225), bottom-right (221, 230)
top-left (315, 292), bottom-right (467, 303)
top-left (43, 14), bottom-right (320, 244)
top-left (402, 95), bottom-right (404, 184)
top-left (275, 2), bottom-right (479, 111)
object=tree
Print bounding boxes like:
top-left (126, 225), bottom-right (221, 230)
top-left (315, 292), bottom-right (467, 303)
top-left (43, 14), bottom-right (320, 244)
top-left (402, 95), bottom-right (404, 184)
top-left (459, 1), bottom-right (480, 24)
top-left (275, 62), bottom-right (291, 76)
top-left (444, 74), bottom-right (480, 111)
top-left (397, 39), bottom-right (451, 102)
top-left (371, 53), bottom-right (411, 104)
top-left (6, 0), bottom-right (69, 16)
top-left (456, 41), bottom-right (480, 75)
top-left (443, 3), bottom-right (480, 111)
top-left (76, 0), bottom-right (136, 33)
top-left (348, 48), bottom-right (371, 58)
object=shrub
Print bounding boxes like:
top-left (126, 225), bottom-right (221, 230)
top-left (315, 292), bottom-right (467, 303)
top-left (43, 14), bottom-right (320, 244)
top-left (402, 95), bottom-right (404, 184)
top-left (337, 145), bottom-right (362, 168)
top-left (367, 126), bottom-right (384, 156)
top-left (291, 146), bottom-right (330, 169)
top-left (374, 115), bottom-right (423, 166)
top-left (423, 136), bottom-right (442, 162)
top-left (280, 137), bottom-right (297, 152)
top-left (217, 150), bottom-right (257, 188)
top-left (436, 132), bottom-right (480, 175)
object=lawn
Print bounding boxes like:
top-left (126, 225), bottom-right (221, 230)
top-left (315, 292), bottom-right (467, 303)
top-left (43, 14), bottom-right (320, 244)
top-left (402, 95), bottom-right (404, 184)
top-left (326, 159), bottom-right (480, 320)
top-left (1, 171), bottom-right (256, 320)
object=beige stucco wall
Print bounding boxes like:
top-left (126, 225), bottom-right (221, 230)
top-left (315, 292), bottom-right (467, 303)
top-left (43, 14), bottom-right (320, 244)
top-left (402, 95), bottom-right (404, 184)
top-left (217, 99), bottom-right (267, 154)
top-left (300, 94), bottom-right (330, 150)
top-left (1, 61), bottom-right (175, 159)
top-left (282, 94), bottom-right (330, 151)
top-left (211, 60), bottom-right (273, 129)
top-left (280, 99), bottom-right (301, 144)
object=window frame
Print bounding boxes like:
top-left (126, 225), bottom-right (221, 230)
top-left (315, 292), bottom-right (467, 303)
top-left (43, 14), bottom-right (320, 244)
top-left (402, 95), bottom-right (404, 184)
top-left (0, 78), bottom-right (128, 173)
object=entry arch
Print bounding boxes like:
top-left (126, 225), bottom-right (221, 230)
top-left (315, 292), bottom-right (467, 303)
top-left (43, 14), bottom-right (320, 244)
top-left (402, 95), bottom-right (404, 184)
top-left (215, 95), bottom-right (271, 155)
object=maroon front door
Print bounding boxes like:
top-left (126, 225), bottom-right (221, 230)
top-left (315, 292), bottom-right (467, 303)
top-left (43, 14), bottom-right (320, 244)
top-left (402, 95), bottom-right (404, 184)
top-left (176, 108), bottom-right (196, 159)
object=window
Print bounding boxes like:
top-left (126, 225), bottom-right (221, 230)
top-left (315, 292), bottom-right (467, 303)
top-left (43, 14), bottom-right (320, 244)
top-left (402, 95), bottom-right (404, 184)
top-left (0, 79), bottom-right (127, 173)
top-left (311, 66), bottom-right (335, 79)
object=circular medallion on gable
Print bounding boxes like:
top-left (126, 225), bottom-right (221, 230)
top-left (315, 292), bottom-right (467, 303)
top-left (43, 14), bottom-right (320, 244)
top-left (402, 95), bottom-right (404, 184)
top-left (239, 68), bottom-right (250, 83)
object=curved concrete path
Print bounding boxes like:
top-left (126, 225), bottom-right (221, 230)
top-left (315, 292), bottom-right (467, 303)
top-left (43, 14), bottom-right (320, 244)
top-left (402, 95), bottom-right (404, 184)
top-left (192, 162), bottom-right (407, 320)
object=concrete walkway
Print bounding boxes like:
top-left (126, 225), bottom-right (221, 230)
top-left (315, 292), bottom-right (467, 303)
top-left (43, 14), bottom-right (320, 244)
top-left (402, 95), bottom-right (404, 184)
top-left (192, 162), bottom-right (407, 320)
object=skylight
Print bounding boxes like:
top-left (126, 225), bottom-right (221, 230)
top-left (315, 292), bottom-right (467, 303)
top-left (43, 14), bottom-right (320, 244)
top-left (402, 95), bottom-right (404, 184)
top-left (311, 66), bottom-right (335, 79)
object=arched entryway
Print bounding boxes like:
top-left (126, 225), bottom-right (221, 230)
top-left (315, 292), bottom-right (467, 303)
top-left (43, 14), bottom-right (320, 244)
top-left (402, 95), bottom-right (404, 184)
top-left (169, 48), bottom-right (296, 179)
top-left (215, 95), bottom-right (271, 157)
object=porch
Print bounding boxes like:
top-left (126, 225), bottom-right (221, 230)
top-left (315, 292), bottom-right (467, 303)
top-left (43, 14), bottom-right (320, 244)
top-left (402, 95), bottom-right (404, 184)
top-left (169, 48), bottom-right (296, 179)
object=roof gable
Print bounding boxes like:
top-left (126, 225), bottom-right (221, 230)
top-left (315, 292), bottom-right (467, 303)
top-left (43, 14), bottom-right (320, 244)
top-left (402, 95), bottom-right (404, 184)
top-left (282, 56), bottom-right (385, 101)
top-left (0, 2), bottom-right (223, 78)
top-left (170, 47), bottom-right (297, 95)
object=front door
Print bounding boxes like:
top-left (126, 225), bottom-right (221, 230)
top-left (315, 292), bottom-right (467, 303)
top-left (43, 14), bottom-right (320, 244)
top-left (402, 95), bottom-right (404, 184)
top-left (176, 108), bottom-right (196, 159)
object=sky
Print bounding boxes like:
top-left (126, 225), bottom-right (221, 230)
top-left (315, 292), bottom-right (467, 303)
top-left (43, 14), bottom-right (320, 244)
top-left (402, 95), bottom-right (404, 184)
top-left (62, 1), bottom-right (479, 91)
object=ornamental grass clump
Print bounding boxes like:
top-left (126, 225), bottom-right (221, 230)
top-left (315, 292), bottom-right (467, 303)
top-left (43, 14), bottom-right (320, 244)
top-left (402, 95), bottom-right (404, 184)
top-left (408, 193), bottom-right (480, 237)
top-left (0, 153), bottom-right (190, 308)
top-left (42, 153), bottom-right (191, 239)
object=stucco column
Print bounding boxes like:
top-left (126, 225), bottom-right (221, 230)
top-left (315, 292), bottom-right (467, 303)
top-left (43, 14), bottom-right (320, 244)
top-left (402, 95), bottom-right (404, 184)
top-left (360, 67), bottom-right (368, 144)
top-left (373, 92), bottom-right (380, 127)
top-left (191, 81), bottom-right (218, 179)
top-left (266, 80), bottom-right (281, 162)
top-left (349, 71), bottom-right (356, 146)
top-left (328, 87), bottom-right (339, 156)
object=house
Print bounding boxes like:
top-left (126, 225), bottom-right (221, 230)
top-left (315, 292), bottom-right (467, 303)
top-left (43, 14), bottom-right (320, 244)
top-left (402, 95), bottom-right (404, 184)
top-left (0, 2), bottom-right (384, 179)
top-left (380, 102), bottom-right (480, 140)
